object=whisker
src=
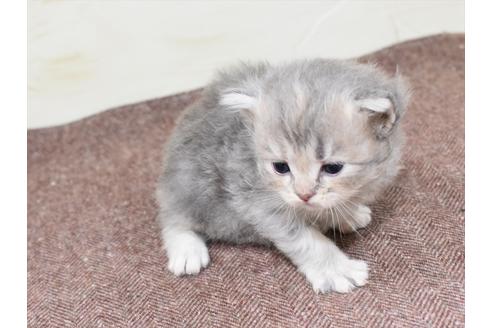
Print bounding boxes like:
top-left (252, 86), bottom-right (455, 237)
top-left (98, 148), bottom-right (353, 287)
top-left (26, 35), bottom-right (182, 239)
top-left (312, 208), bottom-right (322, 228)
top-left (340, 199), bottom-right (377, 235)
top-left (329, 206), bottom-right (336, 242)
top-left (333, 206), bottom-right (343, 241)
top-left (337, 201), bottom-right (363, 238)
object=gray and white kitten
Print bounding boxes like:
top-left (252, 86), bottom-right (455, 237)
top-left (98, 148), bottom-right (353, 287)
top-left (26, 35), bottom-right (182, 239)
top-left (156, 59), bottom-right (409, 293)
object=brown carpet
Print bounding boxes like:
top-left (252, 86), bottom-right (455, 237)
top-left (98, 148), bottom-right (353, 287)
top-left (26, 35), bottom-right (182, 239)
top-left (28, 34), bottom-right (465, 328)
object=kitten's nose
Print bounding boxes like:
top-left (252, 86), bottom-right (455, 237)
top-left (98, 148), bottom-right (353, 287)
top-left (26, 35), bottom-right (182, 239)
top-left (297, 192), bottom-right (315, 202)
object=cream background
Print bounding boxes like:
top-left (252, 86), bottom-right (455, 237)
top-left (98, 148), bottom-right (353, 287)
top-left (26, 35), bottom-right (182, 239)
top-left (28, 0), bottom-right (464, 128)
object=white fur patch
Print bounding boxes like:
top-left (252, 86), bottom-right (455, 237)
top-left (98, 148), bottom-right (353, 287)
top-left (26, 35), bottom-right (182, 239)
top-left (220, 92), bottom-right (257, 110)
top-left (302, 256), bottom-right (368, 293)
top-left (164, 229), bottom-right (210, 276)
top-left (356, 98), bottom-right (392, 113)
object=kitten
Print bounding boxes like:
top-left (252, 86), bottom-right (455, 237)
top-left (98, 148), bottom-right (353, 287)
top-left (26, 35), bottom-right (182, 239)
top-left (156, 59), bottom-right (410, 293)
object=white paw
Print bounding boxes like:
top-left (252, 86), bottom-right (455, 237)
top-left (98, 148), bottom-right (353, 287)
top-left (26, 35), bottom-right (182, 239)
top-left (352, 205), bottom-right (372, 229)
top-left (165, 231), bottom-right (210, 276)
top-left (303, 256), bottom-right (368, 294)
top-left (339, 205), bottom-right (372, 233)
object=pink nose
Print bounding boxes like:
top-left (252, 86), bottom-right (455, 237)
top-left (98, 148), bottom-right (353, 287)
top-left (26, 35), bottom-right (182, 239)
top-left (297, 192), bottom-right (315, 202)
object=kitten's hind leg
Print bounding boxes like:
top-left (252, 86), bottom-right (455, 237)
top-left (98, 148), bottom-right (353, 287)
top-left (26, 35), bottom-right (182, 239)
top-left (162, 226), bottom-right (210, 276)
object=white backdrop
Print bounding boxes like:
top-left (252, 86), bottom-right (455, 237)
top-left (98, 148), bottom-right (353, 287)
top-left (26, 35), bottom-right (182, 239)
top-left (28, 0), bottom-right (464, 128)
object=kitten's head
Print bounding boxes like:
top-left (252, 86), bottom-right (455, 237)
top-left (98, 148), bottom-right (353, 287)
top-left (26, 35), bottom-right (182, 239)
top-left (219, 60), bottom-right (410, 210)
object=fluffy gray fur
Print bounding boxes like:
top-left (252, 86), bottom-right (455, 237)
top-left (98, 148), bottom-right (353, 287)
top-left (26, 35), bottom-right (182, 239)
top-left (156, 59), bottom-right (410, 293)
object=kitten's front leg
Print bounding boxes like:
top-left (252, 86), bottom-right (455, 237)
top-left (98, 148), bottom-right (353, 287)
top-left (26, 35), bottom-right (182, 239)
top-left (335, 204), bottom-right (372, 234)
top-left (163, 226), bottom-right (210, 276)
top-left (261, 219), bottom-right (368, 293)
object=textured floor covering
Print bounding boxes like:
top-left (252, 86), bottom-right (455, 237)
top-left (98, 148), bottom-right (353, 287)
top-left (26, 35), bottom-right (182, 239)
top-left (28, 34), bottom-right (464, 327)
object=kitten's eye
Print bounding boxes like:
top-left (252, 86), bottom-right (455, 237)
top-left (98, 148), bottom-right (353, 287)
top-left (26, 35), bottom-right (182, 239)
top-left (273, 162), bottom-right (290, 174)
top-left (322, 163), bottom-right (344, 175)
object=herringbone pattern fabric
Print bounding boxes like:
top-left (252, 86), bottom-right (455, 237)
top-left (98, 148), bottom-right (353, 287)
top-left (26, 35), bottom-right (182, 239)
top-left (27, 34), bottom-right (464, 327)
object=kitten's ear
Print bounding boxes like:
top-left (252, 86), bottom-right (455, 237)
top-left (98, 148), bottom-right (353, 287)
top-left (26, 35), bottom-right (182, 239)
top-left (219, 89), bottom-right (260, 120)
top-left (215, 61), bottom-right (268, 116)
top-left (220, 90), bottom-right (258, 111)
top-left (356, 75), bottom-right (411, 139)
top-left (356, 97), bottom-right (397, 138)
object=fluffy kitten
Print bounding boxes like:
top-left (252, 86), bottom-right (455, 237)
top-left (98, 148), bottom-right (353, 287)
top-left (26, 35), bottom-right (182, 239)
top-left (156, 59), bottom-right (410, 293)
